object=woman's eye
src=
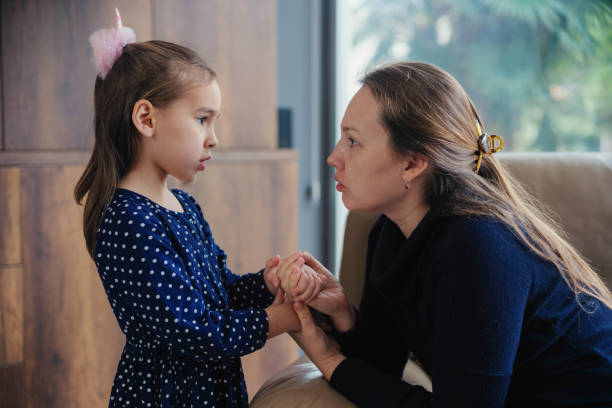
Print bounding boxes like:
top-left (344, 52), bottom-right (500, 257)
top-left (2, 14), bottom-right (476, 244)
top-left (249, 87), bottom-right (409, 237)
top-left (348, 137), bottom-right (357, 147)
top-left (197, 117), bottom-right (208, 125)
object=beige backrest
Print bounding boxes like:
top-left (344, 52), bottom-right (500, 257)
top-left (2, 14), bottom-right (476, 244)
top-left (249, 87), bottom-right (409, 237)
top-left (338, 153), bottom-right (612, 306)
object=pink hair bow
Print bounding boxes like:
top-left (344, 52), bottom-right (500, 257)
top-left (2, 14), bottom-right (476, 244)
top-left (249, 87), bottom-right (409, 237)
top-left (89, 8), bottom-right (136, 79)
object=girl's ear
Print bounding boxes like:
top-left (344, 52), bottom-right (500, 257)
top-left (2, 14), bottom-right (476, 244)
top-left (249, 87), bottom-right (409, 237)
top-left (132, 99), bottom-right (155, 138)
top-left (401, 153), bottom-right (429, 185)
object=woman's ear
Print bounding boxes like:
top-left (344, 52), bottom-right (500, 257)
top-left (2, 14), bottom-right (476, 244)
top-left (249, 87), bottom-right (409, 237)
top-left (132, 99), bottom-right (155, 138)
top-left (401, 153), bottom-right (429, 185)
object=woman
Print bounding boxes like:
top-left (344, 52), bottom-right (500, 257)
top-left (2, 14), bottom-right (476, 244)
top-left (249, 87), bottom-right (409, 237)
top-left (282, 62), bottom-right (612, 407)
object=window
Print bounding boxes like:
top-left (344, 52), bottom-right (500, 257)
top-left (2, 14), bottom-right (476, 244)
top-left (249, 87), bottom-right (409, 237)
top-left (332, 0), bottom-right (611, 269)
top-left (343, 0), bottom-right (612, 152)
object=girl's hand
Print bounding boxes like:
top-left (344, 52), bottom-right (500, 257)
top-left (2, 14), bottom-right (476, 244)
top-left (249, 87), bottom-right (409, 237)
top-left (271, 287), bottom-right (286, 305)
top-left (275, 252), bottom-right (306, 295)
top-left (289, 302), bottom-right (346, 381)
top-left (263, 254), bottom-right (281, 294)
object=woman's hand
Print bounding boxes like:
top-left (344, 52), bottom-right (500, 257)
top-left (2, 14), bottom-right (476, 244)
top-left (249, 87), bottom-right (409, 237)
top-left (301, 252), bottom-right (356, 332)
top-left (290, 302), bottom-right (347, 381)
top-left (293, 264), bottom-right (328, 302)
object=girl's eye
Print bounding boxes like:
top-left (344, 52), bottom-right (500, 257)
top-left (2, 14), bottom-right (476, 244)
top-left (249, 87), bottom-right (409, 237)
top-left (197, 117), bottom-right (208, 125)
top-left (348, 137), bottom-right (357, 147)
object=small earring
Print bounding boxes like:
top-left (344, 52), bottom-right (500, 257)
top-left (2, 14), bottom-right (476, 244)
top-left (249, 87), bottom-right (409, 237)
top-left (405, 184), bottom-right (410, 190)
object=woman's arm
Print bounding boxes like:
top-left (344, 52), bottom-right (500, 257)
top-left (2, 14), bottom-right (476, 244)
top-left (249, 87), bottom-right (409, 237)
top-left (301, 251), bottom-right (411, 376)
top-left (290, 302), bottom-right (431, 407)
top-left (290, 302), bottom-right (347, 379)
top-left (293, 220), bottom-right (531, 407)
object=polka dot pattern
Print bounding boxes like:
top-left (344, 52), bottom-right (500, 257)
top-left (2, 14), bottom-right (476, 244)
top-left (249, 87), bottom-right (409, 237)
top-left (95, 188), bottom-right (275, 407)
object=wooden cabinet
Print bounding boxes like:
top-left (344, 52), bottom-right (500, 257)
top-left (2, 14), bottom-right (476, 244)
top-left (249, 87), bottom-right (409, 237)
top-left (0, 1), bottom-right (297, 406)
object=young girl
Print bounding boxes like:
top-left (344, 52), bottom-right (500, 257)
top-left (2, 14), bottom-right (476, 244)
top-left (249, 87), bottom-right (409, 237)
top-left (75, 11), bottom-right (324, 407)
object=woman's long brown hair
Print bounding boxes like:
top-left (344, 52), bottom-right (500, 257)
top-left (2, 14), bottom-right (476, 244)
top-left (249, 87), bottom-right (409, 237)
top-left (363, 62), bottom-right (612, 310)
top-left (74, 40), bottom-right (215, 259)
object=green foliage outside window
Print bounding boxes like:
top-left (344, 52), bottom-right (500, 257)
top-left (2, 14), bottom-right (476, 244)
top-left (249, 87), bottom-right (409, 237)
top-left (351, 0), bottom-right (612, 151)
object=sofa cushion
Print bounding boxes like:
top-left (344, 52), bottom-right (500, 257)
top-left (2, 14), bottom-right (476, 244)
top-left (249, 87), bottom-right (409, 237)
top-left (249, 355), bottom-right (433, 407)
top-left (249, 355), bottom-right (356, 407)
top-left (498, 153), bottom-right (612, 286)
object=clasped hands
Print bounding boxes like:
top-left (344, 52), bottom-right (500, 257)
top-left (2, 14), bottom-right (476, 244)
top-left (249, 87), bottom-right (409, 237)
top-left (263, 251), bottom-right (355, 380)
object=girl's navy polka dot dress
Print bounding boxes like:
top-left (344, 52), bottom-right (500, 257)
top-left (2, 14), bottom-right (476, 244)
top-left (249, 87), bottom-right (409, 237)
top-left (95, 188), bottom-right (274, 407)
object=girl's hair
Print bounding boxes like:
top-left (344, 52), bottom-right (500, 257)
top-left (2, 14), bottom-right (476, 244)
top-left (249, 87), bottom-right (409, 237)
top-left (362, 62), bottom-right (612, 310)
top-left (74, 40), bottom-right (216, 259)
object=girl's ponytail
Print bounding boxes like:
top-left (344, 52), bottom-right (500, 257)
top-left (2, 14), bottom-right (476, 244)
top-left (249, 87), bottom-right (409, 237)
top-left (74, 138), bottom-right (118, 259)
top-left (75, 76), bottom-right (122, 258)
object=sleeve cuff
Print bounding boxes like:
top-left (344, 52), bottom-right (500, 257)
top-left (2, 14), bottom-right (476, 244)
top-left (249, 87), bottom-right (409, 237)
top-left (255, 269), bottom-right (276, 306)
top-left (330, 357), bottom-right (430, 407)
top-left (331, 307), bottom-right (362, 356)
top-left (227, 269), bottom-right (275, 309)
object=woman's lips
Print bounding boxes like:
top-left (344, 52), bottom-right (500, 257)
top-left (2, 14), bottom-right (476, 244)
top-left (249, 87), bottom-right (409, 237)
top-left (334, 177), bottom-right (346, 192)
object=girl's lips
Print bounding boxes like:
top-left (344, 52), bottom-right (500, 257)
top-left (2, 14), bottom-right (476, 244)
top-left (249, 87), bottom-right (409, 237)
top-left (198, 156), bottom-right (211, 171)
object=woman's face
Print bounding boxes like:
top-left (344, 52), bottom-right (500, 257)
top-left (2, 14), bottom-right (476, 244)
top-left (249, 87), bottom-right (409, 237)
top-left (327, 85), bottom-right (408, 213)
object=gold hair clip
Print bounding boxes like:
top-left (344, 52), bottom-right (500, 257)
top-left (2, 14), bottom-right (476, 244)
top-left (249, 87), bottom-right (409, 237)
top-left (474, 120), bottom-right (503, 174)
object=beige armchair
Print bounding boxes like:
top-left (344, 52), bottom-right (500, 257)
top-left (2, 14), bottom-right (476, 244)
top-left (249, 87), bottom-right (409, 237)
top-left (250, 153), bottom-right (612, 407)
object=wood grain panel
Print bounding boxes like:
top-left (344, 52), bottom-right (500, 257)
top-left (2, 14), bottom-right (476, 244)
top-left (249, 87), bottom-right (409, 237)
top-left (171, 157), bottom-right (299, 399)
top-left (0, 364), bottom-right (25, 408)
top-left (177, 160), bottom-right (299, 273)
top-left (0, 43), bottom-right (3, 151)
top-left (1, 0), bottom-right (152, 150)
top-left (0, 167), bottom-right (21, 265)
top-left (0, 266), bottom-right (23, 364)
top-left (0, 148), bottom-right (296, 167)
top-left (153, 0), bottom-right (278, 149)
top-left (21, 166), bottom-right (124, 408)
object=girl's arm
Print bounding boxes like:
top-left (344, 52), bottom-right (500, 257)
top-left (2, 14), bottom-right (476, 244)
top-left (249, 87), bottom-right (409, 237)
top-left (97, 210), bottom-right (290, 362)
top-left (265, 294), bottom-right (300, 338)
top-left (212, 242), bottom-right (280, 309)
top-left (184, 191), bottom-right (278, 308)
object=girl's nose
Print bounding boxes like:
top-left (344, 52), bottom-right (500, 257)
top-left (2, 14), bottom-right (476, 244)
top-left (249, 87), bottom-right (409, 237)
top-left (206, 130), bottom-right (218, 149)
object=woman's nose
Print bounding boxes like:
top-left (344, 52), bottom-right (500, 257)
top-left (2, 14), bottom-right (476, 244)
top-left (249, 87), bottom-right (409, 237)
top-left (327, 144), bottom-right (342, 170)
